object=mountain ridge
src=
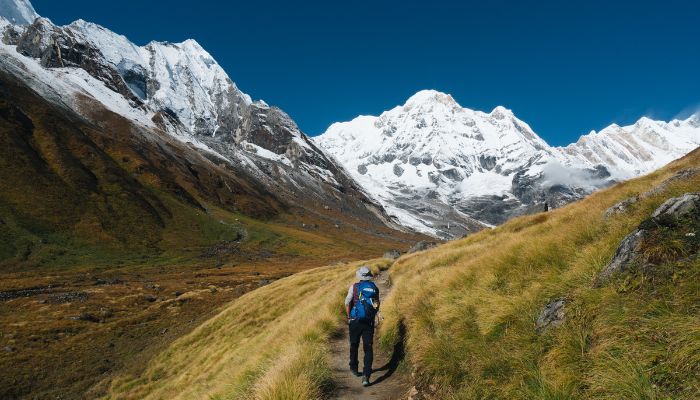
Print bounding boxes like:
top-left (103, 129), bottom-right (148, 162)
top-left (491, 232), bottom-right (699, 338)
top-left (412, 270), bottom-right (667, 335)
top-left (316, 89), bottom-right (700, 237)
top-left (0, 2), bottom-right (405, 235)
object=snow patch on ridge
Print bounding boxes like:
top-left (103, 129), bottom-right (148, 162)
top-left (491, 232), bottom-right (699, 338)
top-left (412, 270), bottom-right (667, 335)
top-left (0, 0), bottom-right (38, 25)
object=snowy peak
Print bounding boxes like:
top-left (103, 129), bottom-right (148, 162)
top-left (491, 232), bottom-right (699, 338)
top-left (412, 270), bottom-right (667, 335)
top-left (403, 89), bottom-right (459, 110)
top-left (557, 115), bottom-right (700, 178)
top-left (0, 8), bottom-right (389, 229)
top-left (317, 90), bottom-right (700, 238)
top-left (67, 18), bottom-right (147, 70)
top-left (315, 90), bottom-right (563, 237)
top-left (0, 0), bottom-right (38, 25)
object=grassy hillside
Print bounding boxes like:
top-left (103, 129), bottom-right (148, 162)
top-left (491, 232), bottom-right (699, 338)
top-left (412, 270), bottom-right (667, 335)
top-left (378, 149), bottom-right (700, 399)
top-left (0, 70), bottom-right (416, 272)
top-left (0, 70), bottom-right (423, 398)
top-left (103, 149), bottom-right (699, 400)
top-left (106, 259), bottom-right (391, 400)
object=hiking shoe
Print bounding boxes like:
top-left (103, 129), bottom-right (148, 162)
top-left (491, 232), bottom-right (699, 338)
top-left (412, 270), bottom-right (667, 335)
top-left (350, 369), bottom-right (362, 377)
top-left (362, 376), bottom-right (370, 387)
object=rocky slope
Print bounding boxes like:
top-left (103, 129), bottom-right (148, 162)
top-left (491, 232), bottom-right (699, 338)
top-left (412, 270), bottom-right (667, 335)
top-left (316, 90), bottom-right (700, 237)
top-left (0, 1), bottom-right (398, 234)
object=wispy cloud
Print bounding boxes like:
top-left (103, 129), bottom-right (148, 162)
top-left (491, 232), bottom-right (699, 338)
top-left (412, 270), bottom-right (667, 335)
top-left (673, 103), bottom-right (700, 120)
top-left (541, 161), bottom-right (610, 189)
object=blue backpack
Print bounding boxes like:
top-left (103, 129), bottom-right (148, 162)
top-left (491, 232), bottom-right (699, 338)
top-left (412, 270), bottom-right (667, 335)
top-left (350, 281), bottom-right (379, 323)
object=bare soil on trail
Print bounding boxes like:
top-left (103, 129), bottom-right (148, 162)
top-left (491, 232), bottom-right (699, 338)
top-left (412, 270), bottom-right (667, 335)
top-left (328, 271), bottom-right (410, 399)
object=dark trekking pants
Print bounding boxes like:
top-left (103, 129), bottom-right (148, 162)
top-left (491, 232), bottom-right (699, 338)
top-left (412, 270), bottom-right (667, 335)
top-left (348, 319), bottom-right (374, 377)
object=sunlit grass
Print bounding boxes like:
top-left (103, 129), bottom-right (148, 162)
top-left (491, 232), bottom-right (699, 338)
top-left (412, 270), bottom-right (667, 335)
top-left (105, 149), bottom-right (700, 399)
top-left (378, 149), bottom-right (700, 399)
top-left (106, 259), bottom-right (391, 400)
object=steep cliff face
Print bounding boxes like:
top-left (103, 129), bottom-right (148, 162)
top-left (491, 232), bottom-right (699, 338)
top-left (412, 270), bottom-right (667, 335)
top-left (0, 6), bottom-right (400, 232)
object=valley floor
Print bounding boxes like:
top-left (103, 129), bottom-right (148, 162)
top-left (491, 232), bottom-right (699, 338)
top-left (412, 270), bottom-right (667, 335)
top-left (0, 215), bottom-right (419, 399)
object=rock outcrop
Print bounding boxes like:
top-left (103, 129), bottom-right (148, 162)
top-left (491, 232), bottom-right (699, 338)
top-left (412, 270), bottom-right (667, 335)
top-left (651, 192), bottom-right (699, 219)
top-left (604, 168), bottom-right (700, 219)
top-left (604, 196), bottom-right (640, 219)
top-left (383, 250), bottom-right (401, 260)
top-left (407, 241), bottom-right (437, 254)
top-left (596, 192), bottom-right (700, 286)
top-left (595, 230), bottom-right (646, 285)
top-left (535, 298), bottom-right (566, 333)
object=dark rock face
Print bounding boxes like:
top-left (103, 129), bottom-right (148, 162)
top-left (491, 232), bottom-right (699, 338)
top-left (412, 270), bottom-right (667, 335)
top-left (479, 154), bottom-right (497, 171)
top-left (535, 298), bottom-right (566, 333)
top-left (595, 230), bottom-right (646, 285)
top-left (12, 19), bottom-right (143, 107)
top-left (440, 167), bottom-right (463, 181)
top-left (409, 156), bottom-right (422, 166)
top-left (383, 249), bottom-right (401, 260)
top-left (651, 193), bottom-right (699, 219)
top-left (407, 241), bottom-right (437, 254)
top-left (393, 164), bottom-right (404, 177)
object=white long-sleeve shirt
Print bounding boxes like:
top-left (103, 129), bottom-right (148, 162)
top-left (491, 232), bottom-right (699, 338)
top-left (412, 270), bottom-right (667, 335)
top-left (344, 284), bottom-right (355, 307)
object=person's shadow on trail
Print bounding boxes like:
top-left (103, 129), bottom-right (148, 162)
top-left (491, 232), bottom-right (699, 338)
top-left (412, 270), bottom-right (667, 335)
top-left (370, 322), bottom-right (406, 386)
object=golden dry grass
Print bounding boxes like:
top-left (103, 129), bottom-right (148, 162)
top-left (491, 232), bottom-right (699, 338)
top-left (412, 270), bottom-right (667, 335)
top-left (106, 150), bottom-right (700, 400)
top-left (378, 149), bottom-right (700, 399)
top-left (105, 260), bottom-right (390, 400)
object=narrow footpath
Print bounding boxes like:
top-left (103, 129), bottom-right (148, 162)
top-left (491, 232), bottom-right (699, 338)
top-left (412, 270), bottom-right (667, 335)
top-left (328, 270), bottom-right (409, 399)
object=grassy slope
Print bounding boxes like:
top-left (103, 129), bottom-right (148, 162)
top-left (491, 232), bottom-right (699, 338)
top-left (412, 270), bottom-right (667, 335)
top-left (107, 150), bottom-right (699, 400)
top-left (378, 149), bottom-right (700, 399)
top-left (106, 259), bottom-right (391, 400)
top-left (0, 69), bottom-right (419, 272)
top-left (0, 71), bottom-right (424, 399)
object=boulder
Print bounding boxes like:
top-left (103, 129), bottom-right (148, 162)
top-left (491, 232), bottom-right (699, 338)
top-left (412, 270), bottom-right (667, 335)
top-left (407, 241), bottom-right (437, 254)
top-left (535, 298), bottom-right (566, 333)
top-left (383, 249), bottom-right (401, 260)
top-left (651, 192), bottom-right (699, 219)
top-left (595, 229), bottom-right (646, 286)
top-left (604, 196), bottom-right (639, 218)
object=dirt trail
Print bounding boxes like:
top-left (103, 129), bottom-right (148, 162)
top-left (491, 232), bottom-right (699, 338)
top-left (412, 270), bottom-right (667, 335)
top-left (328, 271), bottom-right (409, 399)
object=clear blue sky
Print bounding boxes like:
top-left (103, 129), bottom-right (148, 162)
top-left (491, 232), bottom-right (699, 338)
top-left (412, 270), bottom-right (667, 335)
top-left (32, 0), bottom-right (700, 145)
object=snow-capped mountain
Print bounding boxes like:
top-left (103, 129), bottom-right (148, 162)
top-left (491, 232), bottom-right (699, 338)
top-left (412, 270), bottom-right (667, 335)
top-left (316, 90), bottom-right (700, 237)
top-left (559, 116), bottom-right (700, 178)
top-left (0, 0), bottom-right (37, 25)
top-left (0, 2), bottom-right (399, 230)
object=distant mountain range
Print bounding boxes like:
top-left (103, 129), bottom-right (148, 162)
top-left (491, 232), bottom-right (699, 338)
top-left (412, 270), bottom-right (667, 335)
top-left (1, 0), bottom-right (698, 241)
top-left (316, 90), bottom-right (700, 237)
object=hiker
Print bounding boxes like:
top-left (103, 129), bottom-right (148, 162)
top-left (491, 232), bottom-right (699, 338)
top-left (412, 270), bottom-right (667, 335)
top-left (345, 265), bottom-right (380, 387)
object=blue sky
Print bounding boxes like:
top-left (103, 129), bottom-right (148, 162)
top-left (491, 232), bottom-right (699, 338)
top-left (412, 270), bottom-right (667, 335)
top-left (32, 0), bottom-right (700, 145)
